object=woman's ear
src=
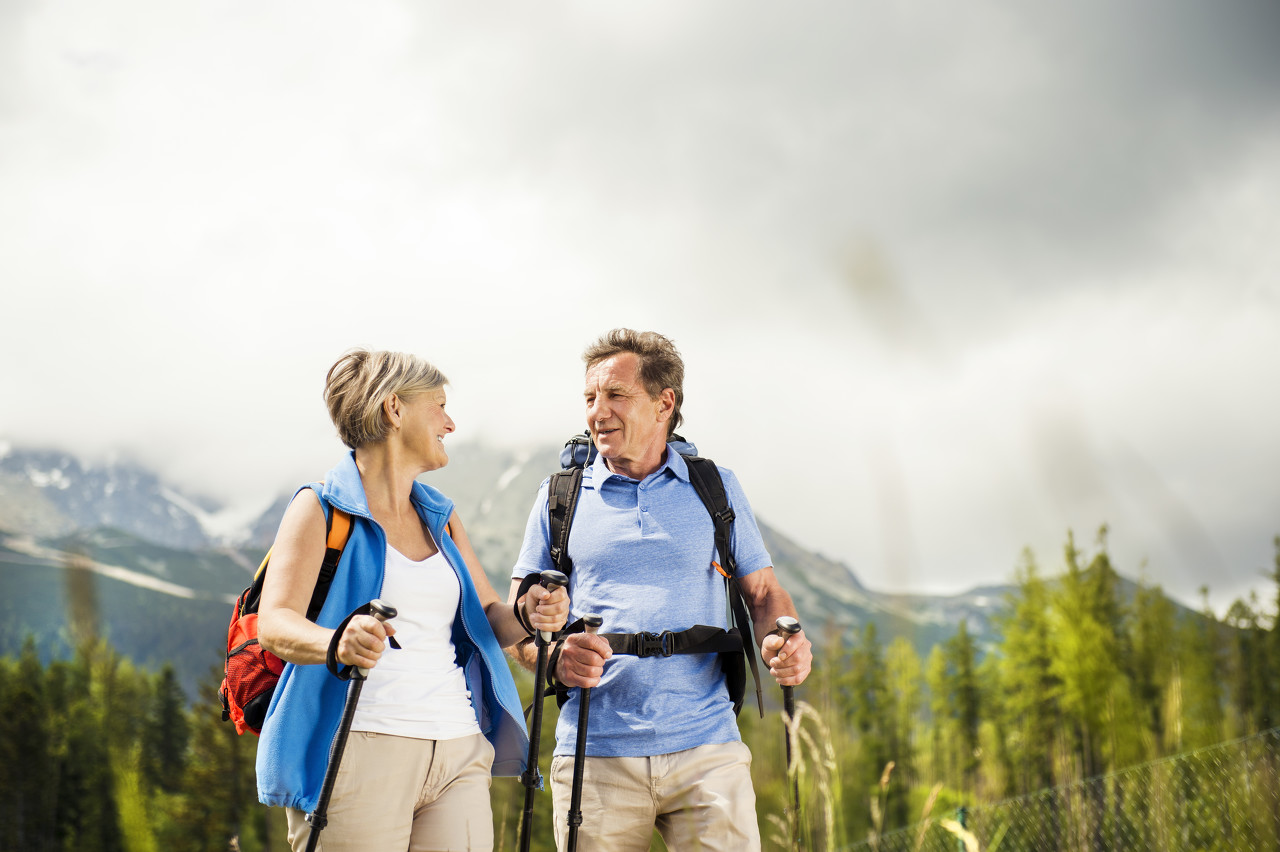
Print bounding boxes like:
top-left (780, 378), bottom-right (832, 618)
top-left (383, 393), bottom-right (402, 430)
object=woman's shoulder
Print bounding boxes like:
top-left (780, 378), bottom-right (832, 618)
top-left (410, 479), bottom-right (455, 518)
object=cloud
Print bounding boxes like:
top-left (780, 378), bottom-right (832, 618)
top-left (1, 0), bottom-right (1277, 613)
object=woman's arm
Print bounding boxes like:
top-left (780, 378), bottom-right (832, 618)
top-left (447, 511), bottom-right (568, 647)
top-left (257, 491), bottom-right (394, 670)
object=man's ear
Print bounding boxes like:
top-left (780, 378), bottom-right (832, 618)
top-left (656, 388), bottom-right (676, 422)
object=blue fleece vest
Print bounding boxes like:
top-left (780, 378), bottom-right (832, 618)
top-left (256, 452), bottom-right (529, 812)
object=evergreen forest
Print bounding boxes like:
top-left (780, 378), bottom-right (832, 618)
top-left (3, 527), bottom-right (1279, 851)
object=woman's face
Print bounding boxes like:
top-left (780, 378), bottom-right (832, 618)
top-left (399, 388), bottom-right (455, 471)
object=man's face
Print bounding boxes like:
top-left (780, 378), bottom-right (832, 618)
top-left (584, 352), bottom-right (671, 475)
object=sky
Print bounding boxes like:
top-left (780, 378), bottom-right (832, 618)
top-left (2, 0), bottom-right (1278, 612)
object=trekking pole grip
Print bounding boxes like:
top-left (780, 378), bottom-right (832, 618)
top-left (772, 616), bottom-right (801, 705)
top-left (356, 599), bottom-right (398, 680)
top-left (536, 570), bottom-right (568, 645)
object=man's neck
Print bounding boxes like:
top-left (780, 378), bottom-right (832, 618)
top-left (603, 444), bottom-right (669, 481)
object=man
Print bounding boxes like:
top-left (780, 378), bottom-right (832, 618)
top-left (509, 328), bottom-right (812, 851)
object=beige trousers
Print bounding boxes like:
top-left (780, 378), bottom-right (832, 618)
top-left (286, 731), bottom-right (495, 852)
top-left (549, 741), bottom-right (761, 852)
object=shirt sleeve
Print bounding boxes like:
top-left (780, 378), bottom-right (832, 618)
top-left (511, 478), bottom-right (555, 581)
top-left (719, 466), bottom-right (773, 578)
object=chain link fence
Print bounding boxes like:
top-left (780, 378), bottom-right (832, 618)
top-left (848, 728), bottom-right (1280, 852)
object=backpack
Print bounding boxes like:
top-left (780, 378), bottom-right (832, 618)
top-left (544, 432), bottom-right (764, 717)
top-left (219, 487), bottom-right (353, 735)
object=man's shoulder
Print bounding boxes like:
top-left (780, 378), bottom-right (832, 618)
top-left (679, 454), bottom-right (750, 498)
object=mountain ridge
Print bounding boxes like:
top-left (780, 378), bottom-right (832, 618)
top-left (0, 438), bottom-right (1173, 699)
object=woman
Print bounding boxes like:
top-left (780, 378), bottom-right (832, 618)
top-left (256, 349), bottom-right (567, 851)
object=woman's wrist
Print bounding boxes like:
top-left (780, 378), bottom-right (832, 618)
top-left (513, 594), bottom-right (535, 637)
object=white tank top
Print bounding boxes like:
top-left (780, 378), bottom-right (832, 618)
top-left (350, 536), bottom-right (482, 740)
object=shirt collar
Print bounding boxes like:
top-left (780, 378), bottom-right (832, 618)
top-left (587, 441), bottom-right (690, 486)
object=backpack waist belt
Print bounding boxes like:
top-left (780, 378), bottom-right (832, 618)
top-left (545, 621), bottom-right (749, 712)
top-left (602, 625), bottom-right (744, 658)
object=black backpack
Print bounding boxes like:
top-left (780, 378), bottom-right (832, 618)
top-left (542, 432), bottom-right (764, 717)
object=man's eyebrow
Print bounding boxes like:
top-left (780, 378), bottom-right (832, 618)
top-left (585, 382), bottom-right (630, 397)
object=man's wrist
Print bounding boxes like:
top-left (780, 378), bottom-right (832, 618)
top-left (546, 641), bottom-right (565, 688)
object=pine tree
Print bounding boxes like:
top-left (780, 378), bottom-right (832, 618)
top-left (1050, 529), bottom-right (1131, 779)
top-left (142, 664), bottom-right (190, 792)
top-left (1130, 576), bottom-right (1176, 751)
top-left (0, 638), bottom-right (57, 851)
top-left (946, 620), bottom-right (982, 793)
top-left (995, 551), bottom-right (1060, 795)
top-left (883, 636), bottom-right (923, 793)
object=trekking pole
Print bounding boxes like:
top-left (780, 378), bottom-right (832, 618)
top-left (773, 615), bottom-right (803, 851)
top-left (305, 599), bottom-right (397, 852)
top-left (518, 570), bottom-right (569, 852)
top-left (565, 614), bottom-right (602, 852)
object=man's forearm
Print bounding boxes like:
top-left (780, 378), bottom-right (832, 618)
top-left (507, 636), bottom-right (540, 672)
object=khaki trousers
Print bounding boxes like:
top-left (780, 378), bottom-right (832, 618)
top-left (549, 741), bottom-right (761, 852)
top-left (286, 731), bottom-right (494, 852)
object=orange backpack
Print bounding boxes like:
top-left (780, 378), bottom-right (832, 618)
top-left (219, 502), bottom-right (352, 735)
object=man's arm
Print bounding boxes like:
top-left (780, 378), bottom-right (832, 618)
top-left (736, 566), bottom-right (813, 687)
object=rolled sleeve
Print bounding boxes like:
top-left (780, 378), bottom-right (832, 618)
top-left (511, 478), bottom-right (555, 582)
top-left (720, 467), bottom-right (772, 578)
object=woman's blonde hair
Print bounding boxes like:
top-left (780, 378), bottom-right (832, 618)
top-left (324, 349), bottom-right (448, 449)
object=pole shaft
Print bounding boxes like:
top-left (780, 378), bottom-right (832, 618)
top-left (519, 637), bottom-right (551, 852)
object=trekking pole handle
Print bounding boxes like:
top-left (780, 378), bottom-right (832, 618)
top-left (771, 617), bottom-right (802, 705)
top-left (772, 615), bottom-right (802, 639)
top-left (537, 570), bottom-right (569, 644)
top-left (356, 599), bottom-right (398, 679)
top-left (582, 614), bottom-right (602, 636)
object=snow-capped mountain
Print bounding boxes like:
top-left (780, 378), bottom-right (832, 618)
top-left (0, 438), bottom-right (1020, 698)
top-left (0, 443), bottom-right (224, 549)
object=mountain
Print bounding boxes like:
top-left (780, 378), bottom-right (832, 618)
top-left (0, 438), bottom-right (1017, 698)
top-left (0, 444), bottom-right (223, 549)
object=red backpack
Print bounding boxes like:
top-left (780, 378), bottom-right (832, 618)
top-left (219, 502), bottom-right (353, 735)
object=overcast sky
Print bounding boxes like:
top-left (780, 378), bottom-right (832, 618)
top-left (3, 0), bottom-right (1278, 612)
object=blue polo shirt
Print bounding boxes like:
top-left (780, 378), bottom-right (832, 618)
top-left (512, 443), bottom-right (772, 758)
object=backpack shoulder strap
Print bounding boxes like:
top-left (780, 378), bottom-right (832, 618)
top-left (306, 484), bottom-right (353, 622)
top-left (683, 456), bottom-right (736, 578)
top-left (547, 467), bottom-right (585, 576)
top-left (683, 455), bottom-right (765, 717)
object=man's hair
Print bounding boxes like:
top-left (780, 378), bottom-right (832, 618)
top-left (582, 329), bottom-right (684, 438)
top-left (324, 348), bottom-right (448, 449)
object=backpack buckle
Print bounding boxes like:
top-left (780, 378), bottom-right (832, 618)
top-left (638, 631), bottom-right (675, 658)
top-left (714, 507), bottom-right (736, 525)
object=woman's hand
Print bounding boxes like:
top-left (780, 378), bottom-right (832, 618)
top-left (334, 614), bottom-right (398, 670)
top-left (523, 583), bottom-right (569, 635)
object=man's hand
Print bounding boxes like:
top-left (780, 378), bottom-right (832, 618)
top-left (761, 628), bottom-right (812, 688)
top-left (555, 632), bottom-right (612, 688)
